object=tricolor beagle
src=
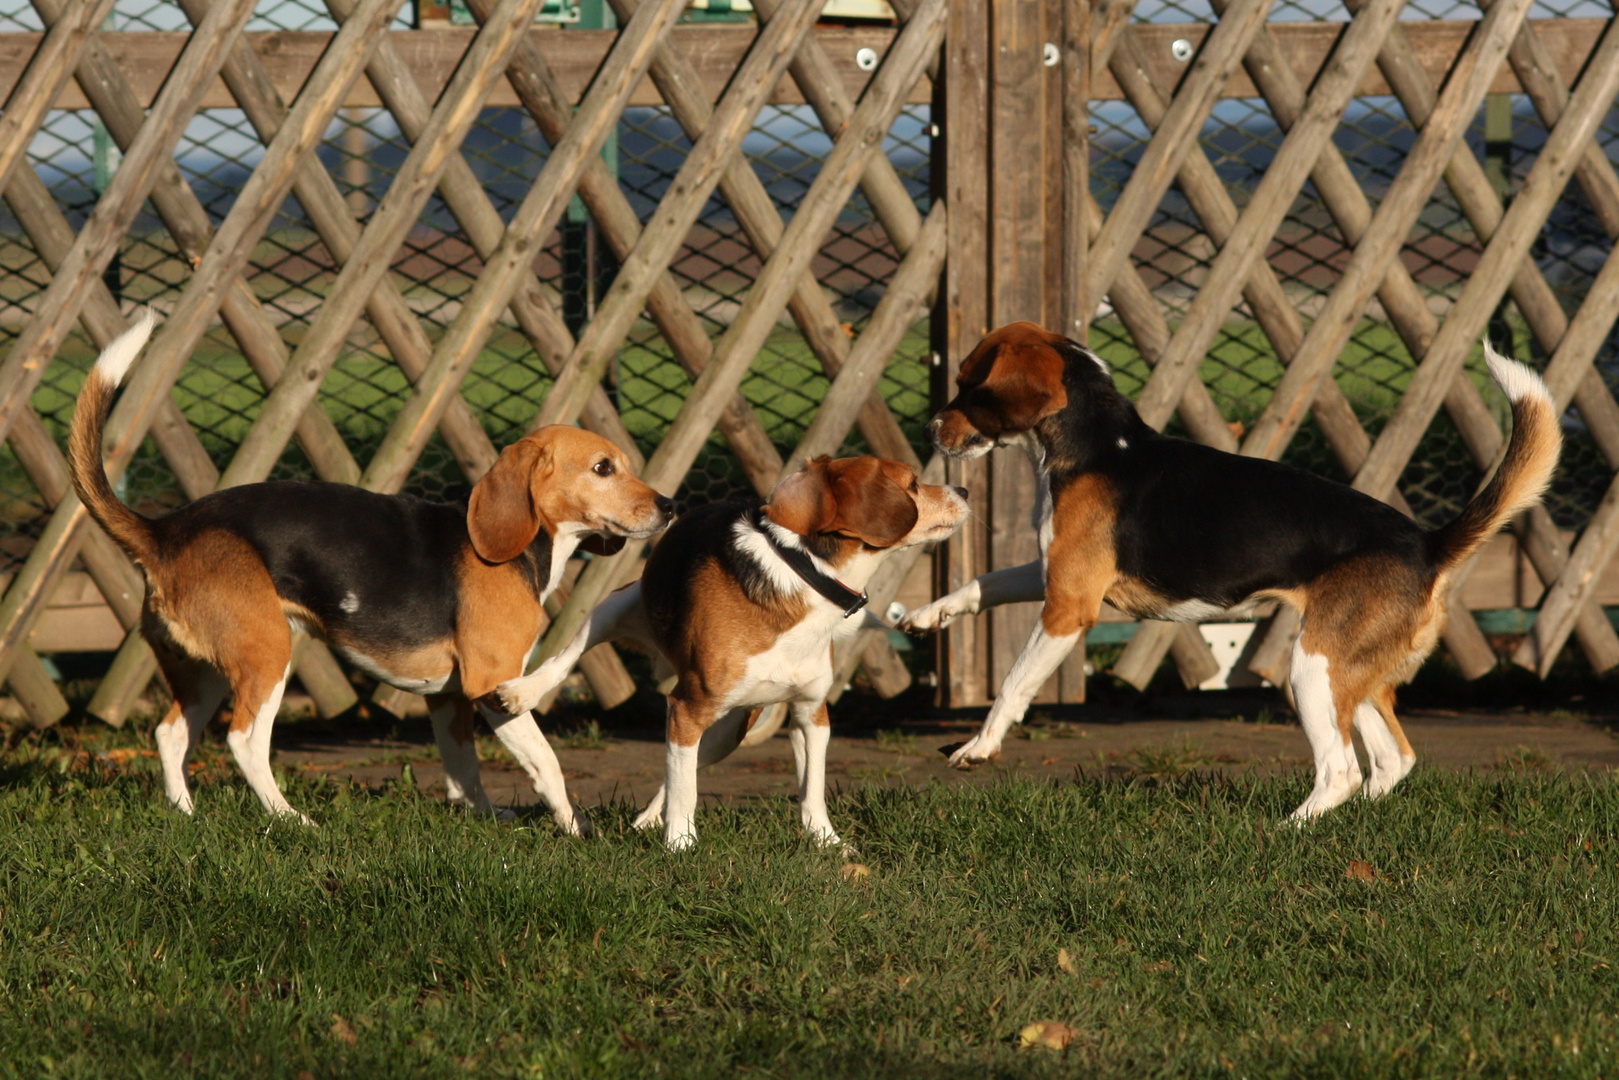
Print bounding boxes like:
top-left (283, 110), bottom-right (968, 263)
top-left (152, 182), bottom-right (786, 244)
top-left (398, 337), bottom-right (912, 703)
top-left (903, 322), bottom-right (1560, 820)
top-left (68, 313), bottom-right (673, 831)
top-left (495, 455), bottom-right (969, 850)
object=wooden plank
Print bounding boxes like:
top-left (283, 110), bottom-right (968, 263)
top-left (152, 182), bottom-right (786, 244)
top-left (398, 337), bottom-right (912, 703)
top-left (536, 0), bottom-right (947, 672)
top-left (1127, 0), bottom-right (1405, 431)
top-left (1084, 0), bottom-right (1272, 318)
top-left (473, 0), bottom-right (783, 493)
top-left (0, 0), bottom-right (117, 197)
top-left (0, 26), bottom-right (932, 110)
top-left (533, 0), bottom-right (833, 432)
top-left (0, 0), bottom-right (401, 684)
top-left (215, 0), bottom-right (558, 490)
top-left (15, 19), bottom-right (1613, 111)
top-left (1238, 0), bottom-right (1532, 463)
top-left (987, 0), bottom-right (1051, 702)
top-left (940, 0), bottom-right (990, 707)
top-left (0, 0), bottom-right (260, 447)
top-left (8, 648), bottom-right (69, 729)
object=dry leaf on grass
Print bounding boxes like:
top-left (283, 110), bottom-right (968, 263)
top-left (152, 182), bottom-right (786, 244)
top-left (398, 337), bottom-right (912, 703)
top-left (1018, 1021), bottom-right (1075, 1051)
top-left (1057, 947), bottom-right (1077, 975)
top-left (840, 863), bottom-right (871, 881)
top-left (1346, 859), bottom-right (1378, 882)
top-left (330, 1014), bottom-right (358, 1045)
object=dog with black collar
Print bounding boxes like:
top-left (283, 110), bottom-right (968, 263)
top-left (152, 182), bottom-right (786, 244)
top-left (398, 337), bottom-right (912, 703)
top-left (496, 455), bottom-right (969, 850)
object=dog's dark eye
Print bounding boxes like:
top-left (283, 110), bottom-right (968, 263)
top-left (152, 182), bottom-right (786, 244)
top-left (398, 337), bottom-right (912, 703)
top-left (592, 459), bottom-right (614, 477)
top-left (909, 479), bottom-right (919, 493)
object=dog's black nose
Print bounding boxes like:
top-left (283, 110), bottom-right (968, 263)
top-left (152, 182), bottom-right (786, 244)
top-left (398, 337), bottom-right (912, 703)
top-left (655, 495), bottom-right (675, 518)
top-left (954, 486), bottom-right (970, 501)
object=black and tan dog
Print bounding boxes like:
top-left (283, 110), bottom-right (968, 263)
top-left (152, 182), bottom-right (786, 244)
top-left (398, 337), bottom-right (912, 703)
top-left (496, 455), bottom-right (969, 849)
top-left (902, 322), bottom-right (1560, 819)
top-left (69, 313), bottom-right (673, 830)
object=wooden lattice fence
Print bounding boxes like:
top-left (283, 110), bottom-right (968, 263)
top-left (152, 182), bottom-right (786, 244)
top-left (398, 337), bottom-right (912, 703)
top-left (2, 0), bottom-right (1619, 727)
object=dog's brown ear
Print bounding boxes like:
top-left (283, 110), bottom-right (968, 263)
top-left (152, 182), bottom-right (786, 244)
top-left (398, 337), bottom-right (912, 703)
top-left (828, 460), bottom-right (918, 548)
top-left (468, 439), bottom-right (545, 563)
top-left (766, 458), bottom-right (837, 536)
top-left (578, 533), bottom-right (627, 557)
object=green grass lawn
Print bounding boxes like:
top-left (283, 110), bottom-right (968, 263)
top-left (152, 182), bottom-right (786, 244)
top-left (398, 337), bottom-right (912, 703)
top-left (2, 746), bottom-right (1615, 1078)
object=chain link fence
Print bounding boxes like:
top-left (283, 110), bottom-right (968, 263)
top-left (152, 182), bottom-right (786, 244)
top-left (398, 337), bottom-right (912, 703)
top-left (0, 0), bottom-right (933, 579)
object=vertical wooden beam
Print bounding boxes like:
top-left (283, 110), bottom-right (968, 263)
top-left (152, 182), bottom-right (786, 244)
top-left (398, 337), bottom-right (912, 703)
top-left (941, 0), bottom-right (991, 706)
top-left (1057, 0), bottom-right (1089, 704)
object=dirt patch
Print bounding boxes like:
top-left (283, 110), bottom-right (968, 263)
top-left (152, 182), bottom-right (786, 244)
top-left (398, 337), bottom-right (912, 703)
top-left (274, 706), bottom-right (1619, 814)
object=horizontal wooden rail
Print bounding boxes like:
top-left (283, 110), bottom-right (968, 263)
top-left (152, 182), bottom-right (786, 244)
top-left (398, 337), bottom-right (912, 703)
top-left (3, 19), bottom-right (1609, 113)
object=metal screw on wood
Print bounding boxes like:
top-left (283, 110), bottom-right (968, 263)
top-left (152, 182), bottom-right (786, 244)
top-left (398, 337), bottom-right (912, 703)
top-left (1043, 42), bottom-right (1059, 66)
top-left (1171, 38), bottom-right (1194, 62)
top-left (855, 47), bottom-right (878, 71)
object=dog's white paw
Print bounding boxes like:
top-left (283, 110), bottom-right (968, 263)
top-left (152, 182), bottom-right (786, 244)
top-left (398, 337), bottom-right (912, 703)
top-left (665, 828), bottom-right (696, 852)
top-left (945, 734), bottom-right (1000, 769)
top-left (899, 597), bottom-right (967, 634)
top-left (491, 677), bottom-right (539, 717)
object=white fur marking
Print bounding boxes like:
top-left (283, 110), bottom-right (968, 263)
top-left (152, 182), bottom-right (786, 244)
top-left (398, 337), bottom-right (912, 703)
top-left (948, 625), bottom-right (1081, 766)
top-left (94, 308), bottom-right (159, 386)
top-left (664, 741), bottom-right (700, 851)
top-left (1483, 339), bottom-right (1552, 405)
top-left (1286, 642), bottom-right (1362, 820)
top-left (1117, 437), bottom-right (1128, 450)
top-left (339, 591), bottom-right (360, 615)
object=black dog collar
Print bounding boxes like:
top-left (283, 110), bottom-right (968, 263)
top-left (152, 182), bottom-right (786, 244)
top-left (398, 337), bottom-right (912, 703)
top-left (753, 510), bottom-right (869, 618)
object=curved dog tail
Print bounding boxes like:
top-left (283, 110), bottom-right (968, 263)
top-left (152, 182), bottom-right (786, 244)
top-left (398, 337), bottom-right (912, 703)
top-left (68, 310), bottom-right (161, 566)
top-left (1429, 341), bottom-right (1561, 577)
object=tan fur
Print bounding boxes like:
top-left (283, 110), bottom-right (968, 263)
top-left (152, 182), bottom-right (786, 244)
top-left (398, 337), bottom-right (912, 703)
top-left (69, 325), bottom-right (669, 820)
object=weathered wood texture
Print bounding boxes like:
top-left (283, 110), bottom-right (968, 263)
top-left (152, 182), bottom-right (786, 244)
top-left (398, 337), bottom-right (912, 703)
top-left (5, 0), bottom-right (1619, 727)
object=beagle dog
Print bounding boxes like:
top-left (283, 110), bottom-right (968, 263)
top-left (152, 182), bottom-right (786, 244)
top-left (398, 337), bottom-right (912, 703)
top-left (902, 322), bottom-right (1560, 820)
top-left (496, 455), bottom-right (970, 850)
top-left (68, 313), bottom-right (673, 830)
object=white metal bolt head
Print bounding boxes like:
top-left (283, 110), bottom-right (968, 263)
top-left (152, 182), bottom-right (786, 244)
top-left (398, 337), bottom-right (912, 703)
top-left (856, 47), bottom-right (879, 72)
top-left (1043, 42), bottom-right (1060, 66)
top-left (1171, 38), bottom-right (1194, 62)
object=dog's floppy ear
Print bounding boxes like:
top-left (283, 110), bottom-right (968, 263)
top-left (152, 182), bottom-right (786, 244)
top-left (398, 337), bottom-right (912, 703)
top-left (468, 438), bottom-right (546, 563)
top-left (828, 460), bottom-right (918, 548)
top-left (766, 458), bottom-right (837, 536)
top-left (578, 533), bottom-right (627, 557)
top-left (989, 341), bottom-right (1068, 430)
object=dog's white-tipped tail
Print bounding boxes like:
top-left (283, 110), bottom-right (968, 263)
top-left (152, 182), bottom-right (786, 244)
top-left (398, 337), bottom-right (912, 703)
top-left (1482, 338), bottom-right (1553, 407)
top-left (68, 309), bottom-right (161, 564)
top-left (1430, 340), bottom-right (1562, 575)
top-left (93, 308), bottom-right (158, 387)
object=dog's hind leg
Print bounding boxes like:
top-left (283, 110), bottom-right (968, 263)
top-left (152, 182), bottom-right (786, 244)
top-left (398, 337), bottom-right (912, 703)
top-left (151, 653), bottom-right (228, 815)
top-left (225, 656), bottom-right (305, 824)
top-left (1358, 683), bottom-right (1416, 799)
top-left (428, 695), bottom-right (500, 817)
top-left (632, 705), bottom-right (753, 832)
top-left (1286, 635), bottom-right (1363, 821)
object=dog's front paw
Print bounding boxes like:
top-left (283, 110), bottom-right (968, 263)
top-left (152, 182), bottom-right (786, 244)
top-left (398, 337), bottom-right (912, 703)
top-left (943, 735), bottom-right (1000, 769)
top-left (900, 597), bottom-right (969, 634)
top-left (493, 668), bottom-right (555, 716)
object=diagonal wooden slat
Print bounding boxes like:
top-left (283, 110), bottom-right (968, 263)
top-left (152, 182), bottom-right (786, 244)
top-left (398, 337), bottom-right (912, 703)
top-left (1332, 1), bottom-right (1619, 674)
top-left (536, 0), bottom-right (947, 662)
top-left (3, 151), bottom-right (358, 722)
top-left (1124, 0), bottom-right (1414, 434)
top-left (462, 0), bottom-right (783, 495)
top-left (213, 0), bottom-right (560, 490)
top-left (0, 0), bottom-right (403, 683)
top-left (0, 0), bottom-right (116, 198)
top-left (636, 0), bottom-right (919, 469)
top-left (1233, 0), bottom-right (1533, 462)
top-left (1346, 20), bottom-right (1619, 506)
top-left (345, 0), bottom-right (699, 494)
top-left (784, 203), bottom-right (948, 472)
top-left (1083, 0), bottom-right (1272, 317)
top-left (0, 0), bottom-right (260, 447)
top-left (322, 0), bottom-right (639, 476)
top-left (532, 0), bottom-right (825, 432)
